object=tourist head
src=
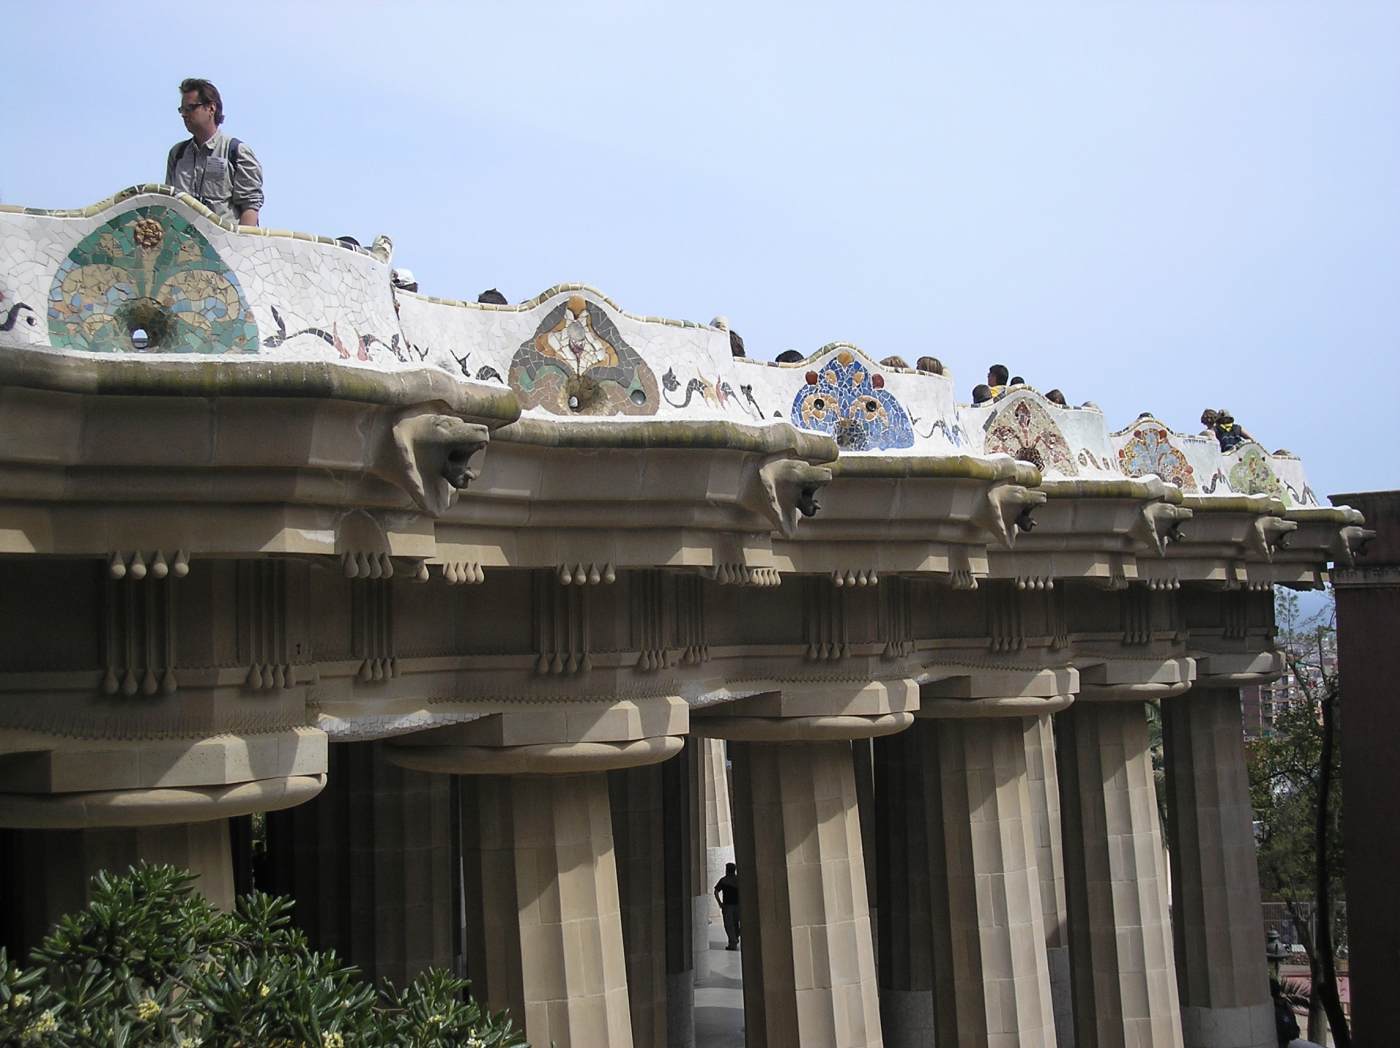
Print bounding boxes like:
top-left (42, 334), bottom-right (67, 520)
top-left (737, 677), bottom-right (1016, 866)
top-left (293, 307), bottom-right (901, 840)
top-left (726, 862), bottom-right (736, 875)
top-left (972, 383), bottom-right (993, 404)
top-left (391, 269), bottom-right (418, 292)
top-left (1046, 389), bottom-right (1067, 406)
top-left (477, 288), bottom-right (508, 305)
top-left (1218, 408), bottom-right (1234, 424)
top-left (774, 350), bottom-right (804, 364)
top-left (988, 363), bottom-right (1009, 386)
top-left (1009, 375), bottom-right (1024, 386)
top-left (729, 330), bottom-right (746, 357)
top-left (880, 355), bottom-right (910, 369)
top-left (916, 356), bottom-right (944, 375)
top-left (1200, 408), bottom-right (1218, 429)
top-left (178, 78), bottom-right (223, 140)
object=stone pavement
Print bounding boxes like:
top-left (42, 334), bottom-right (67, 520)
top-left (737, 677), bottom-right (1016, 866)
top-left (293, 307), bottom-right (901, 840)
top-left (695, 921), bottom-right (745, 1047)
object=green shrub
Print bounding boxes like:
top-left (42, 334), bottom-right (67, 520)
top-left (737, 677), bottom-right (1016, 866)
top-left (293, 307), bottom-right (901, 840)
top-left (0, 863), bottom-right (526, 1047)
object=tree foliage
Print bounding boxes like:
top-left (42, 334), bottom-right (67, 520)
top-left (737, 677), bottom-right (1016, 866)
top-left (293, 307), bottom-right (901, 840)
top-left (0, 864), bottom-right (526, 1048)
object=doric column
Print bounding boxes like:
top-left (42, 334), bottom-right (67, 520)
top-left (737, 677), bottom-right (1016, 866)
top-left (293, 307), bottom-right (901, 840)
top-left (1059, 693), bottom-right (1185, 1048)
top-left (610, 763), bottom-right (668, 1048)
top-left (663, 738), bottom-right (697, 1048)
top-left (459, 772), bottom-right (633, 1048)
top-left (1163, 685), bottom-right (1274, 1048)
top-left (385, 706), bottom-right (685, 1048)
top-left (2, 820), bottom-right (234, 954)
top-left (1025, 713), bottom-right (1075, 1047)
top-left (730, 738), bottom-right (885, 1048)
top-left (695, 697), bottom-right (910, 1048)
top-left (701, 738), bottom-right (735, 921)
top-left (264, 742), bottom-right (453, 987)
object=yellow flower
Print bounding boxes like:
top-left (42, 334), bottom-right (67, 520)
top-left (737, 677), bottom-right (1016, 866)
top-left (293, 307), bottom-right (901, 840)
top-left (20, 1009), bottom-right (57, 1043)
top-left (136, 998), bottom-right (162, 1022)
top-left (321, 1033), bottom-right (345, 1048)
top-left (258, 983), bottom-right (271, 999)
top-left (10, 993), bottom-right (29, 1008)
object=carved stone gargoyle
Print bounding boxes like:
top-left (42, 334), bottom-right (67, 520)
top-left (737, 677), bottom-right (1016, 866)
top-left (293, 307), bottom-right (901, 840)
top-left (1330, 525), bottom-right (1375, 568)
top-left (742, 453), bottom-right (834, 538)
top-left (973, 482), bottom-right (1047, 549)
top-left (1247, 516), bottom-right (1299, 562)
top-left (373, 408), bottom-right (490, 516)
top-left (1132, 502), bottom-right (1194, 557)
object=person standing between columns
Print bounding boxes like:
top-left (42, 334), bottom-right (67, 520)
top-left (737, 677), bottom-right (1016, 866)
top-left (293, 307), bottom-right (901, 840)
top-left (166, 78), bottom-right (264, 226)
top-left (713, 862), bottom-right (740, 950)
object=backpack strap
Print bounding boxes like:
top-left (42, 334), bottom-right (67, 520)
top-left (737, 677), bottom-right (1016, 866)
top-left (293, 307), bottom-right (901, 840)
top-left (228, 137), bottom-right (241, 180)
top-left (175, 140), bottom-right (190, 164)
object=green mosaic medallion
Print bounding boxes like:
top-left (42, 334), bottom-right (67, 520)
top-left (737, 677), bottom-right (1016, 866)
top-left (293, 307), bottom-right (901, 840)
top-left (47, 205), bottom-right (258, 353)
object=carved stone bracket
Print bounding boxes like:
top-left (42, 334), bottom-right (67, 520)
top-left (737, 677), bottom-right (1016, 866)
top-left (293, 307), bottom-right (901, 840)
top-left (974, 483), bottom-right (1047, 549)
top-left (377, 409), bottom-right (490, 516)
top-left (1132, 501), bottom-right (1193, 556)
top-left (108, 550), bottom-right (189, 581)
top-left (831, 569), bottom-right (878, 587)
top-left (745, 454), bottom-right (833, 538)
top-left (442, 561), bottom-right (486, 585)
top-left (558, 562), bottom-right (617, 586)
top-left (702, 564), bottom-right (780, 587)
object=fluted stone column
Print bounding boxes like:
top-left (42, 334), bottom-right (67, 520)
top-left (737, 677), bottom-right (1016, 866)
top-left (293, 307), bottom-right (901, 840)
top-left (264, 742), bottom-right (452, 987)
top-left (1059, 699), bottom-right (1184, 1048)
top-left (2, 820), bottom-right (234, 954)
top-left (688, 737), bottom-right (712, 981)
top-left (702, 738), bottom-right (735, 921)
top-left (1163, 687), bottom-right (1274, 1048)
top-left (610, 763), bottom-right (668, 1048)
top-left (460, 772), bottom-right (633, 1048)
top-left (663, 739), bottom-right (696, 1048)
top-left (731, 739), bottom-right (884, 1048)
top-left (874, 726), bottom-right (937, 1047)
top-left (853, 738), bottom-right (879, 961)
top-left (1025, 713), bottom-right (1075, 1047)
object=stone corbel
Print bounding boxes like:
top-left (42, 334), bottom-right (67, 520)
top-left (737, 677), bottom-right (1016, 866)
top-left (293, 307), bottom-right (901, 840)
top-left (744, 454), bottom-right (833, 538)
top-left (1329, 525), bottom-right (1376, 568)
top-left (1132, 501), bottom-right (1194, 557)
top-left (375, 408), bottom-right (490, 516)
top-left (973, 482), bottom-right (1047, 549)
top-left (1247, 516), bottom-right (1299, 562)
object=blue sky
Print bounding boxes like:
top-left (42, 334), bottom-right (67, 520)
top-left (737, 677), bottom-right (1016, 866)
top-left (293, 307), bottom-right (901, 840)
top-left (5, 1), bottom-right (1397, 498)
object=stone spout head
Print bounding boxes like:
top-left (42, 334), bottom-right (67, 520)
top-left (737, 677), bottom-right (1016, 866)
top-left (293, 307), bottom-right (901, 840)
top-left (975, 483), bottom-right (1048, 549)
top-left (748, 455), bottom-right (834, 538)
top-left (1133, 501), bottom-right (1194, 557)
top-left (383, 410), bottom-right (491, 516)
top-left (1248, 516), bottom-right (1299, 562)
top-left (1331, 524), bottom-right (1376, 568)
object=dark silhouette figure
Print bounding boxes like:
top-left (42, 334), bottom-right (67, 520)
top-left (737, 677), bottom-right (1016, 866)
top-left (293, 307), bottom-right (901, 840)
top-left (1046, 389), bottom-right (1068, 406)
top-left (916, 356), bottom-right (944, 375)
top-left (1213, 409), bottom-right (1254, 452)
top-left (972, 383), bottom-right (994, 405)
top-left (477, 288), bottom-right (508, 305)
top-left (774, 350), bottom-right (805, 364)
top-left (730, 330), bottom-right (746, 357)
top-left (714, 862), bottom-right (741, 950)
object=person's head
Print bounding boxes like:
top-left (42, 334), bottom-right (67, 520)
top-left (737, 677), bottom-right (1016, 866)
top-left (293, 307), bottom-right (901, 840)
top-left (1046, 388), bottom-right (1067, 406)
top-left (972, 383), bottom-right (993, 404)
top-left (729, 330), bottom-right (746, 357)
top-left (725, 863), bottom-right (736, 875)
top-left (1200, 408), bottom-right (1218, 429)
top-left (774, 350), bottom-right (804, 364)
top-left (916, 355), bottom-right (944, 375)
top-left (880, 355), bottom-right (910, 369)
top-left (1218, 409), bottom-right (1234, 425)
top-left (1009, 375), bottom-right (1024, 386)
top-left (988, 364), bottom-right (1009, 386)
top-left (178, 78), bottom-right (223, 141)
top-left (477, 288), bottom-right (508, 305)
top-left (335, 236), bottom-right (361, 249)
top-left (391, 269), bottom-right (418, 292)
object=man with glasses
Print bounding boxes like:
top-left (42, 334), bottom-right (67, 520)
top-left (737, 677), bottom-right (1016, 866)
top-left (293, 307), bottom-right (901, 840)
top-left (165, 78), bottom-right (264, 226)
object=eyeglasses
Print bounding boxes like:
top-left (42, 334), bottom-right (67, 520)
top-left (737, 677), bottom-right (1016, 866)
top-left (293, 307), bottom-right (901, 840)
top-left (177, 102), bottom-right (210, 115)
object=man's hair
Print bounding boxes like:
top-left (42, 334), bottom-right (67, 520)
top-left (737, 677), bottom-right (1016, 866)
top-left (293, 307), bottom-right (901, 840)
top-left (774, 350), bottom-right (804, 364)
top-left (477, 288), bottom-right (508, 305)
top-left (1046, 388), bottom-right (1067, 405)
top-left (988, 363), bottom-right (1009, 385)
top-left (1009, 375), bottom-right (1024, 386)
top-left (972, 383), bottom-right (993, 404)
top-left (179, 78), bottom-right (224, 125)
top-left (726, 863), bottom-right (736, 874)
top-left (916, 355), bottom-right (944, 375)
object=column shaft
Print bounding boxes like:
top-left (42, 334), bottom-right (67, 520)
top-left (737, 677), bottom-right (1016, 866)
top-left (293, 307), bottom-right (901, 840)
top-left (702, 738), bottom-right (735, 921)
top-left (1026, 713), bottom-right (1075, 1046)
top-left (461, 771), bottom-right (633, 1048)
top-left (2, 820), bottom-right (233, 955)
top-left (610, 764), bottom-right (668, 1048)
top-left (1059, 701), bottom-right (1183, 1048)
top-left (663, 740), bottom-right (697, 1048)
top-left (1163, 688), bottom-right (1273, 1048)
top-left (731, 739), bottom-right (883, 1048)
top-left (264, 742), bottom-right (452, 987)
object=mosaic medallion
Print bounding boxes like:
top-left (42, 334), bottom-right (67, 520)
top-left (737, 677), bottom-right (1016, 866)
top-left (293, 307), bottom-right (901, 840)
top-left (1227, 445), bottom-right (1286, 503)
top-left (789, 350), bottom-right (914, 451)
top-left (984, 399), bottom-right (1078, 475)
top-left (507, 295), bottom-right (658, 416)
top-left (46, 205), bottom-right (257, 353)
top-left (1117, 426), bottom-right (1197, 492)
